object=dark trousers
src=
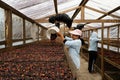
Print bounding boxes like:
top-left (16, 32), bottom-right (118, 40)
top-left (88, 51), bottom-right (97, 72)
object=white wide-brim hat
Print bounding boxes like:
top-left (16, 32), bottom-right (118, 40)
top-left (69, 29), bottom-right (82, 36)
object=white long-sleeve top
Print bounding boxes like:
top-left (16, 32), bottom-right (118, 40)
top-left (64, 36), bottom-right (82, 69)
top-left (88, 32), bottom-right (101, 51)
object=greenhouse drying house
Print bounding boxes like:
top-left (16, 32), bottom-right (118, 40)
top-left (0, 0), bottom-right (120, 80)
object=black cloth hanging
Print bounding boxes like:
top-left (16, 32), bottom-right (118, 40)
top-left (49, 13), bottom-right (73, 28)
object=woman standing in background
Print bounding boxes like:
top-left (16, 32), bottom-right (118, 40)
top-left (88, 29), bottom-right (101, 73)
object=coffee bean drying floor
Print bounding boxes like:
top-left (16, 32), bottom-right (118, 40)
top-left (0, 41), bottom-right (74, 80)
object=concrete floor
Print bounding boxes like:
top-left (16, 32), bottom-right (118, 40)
top-left (77, 57), bottom-right (102, 80)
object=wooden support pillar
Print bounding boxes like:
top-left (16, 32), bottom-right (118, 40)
top-left (101, 22), bottom-right (104, 80)
top-left (41, 28), bottom-right (44, 38)
top-left (117, 25), bottom-right (119, 52)
top-left (5, 10), bottom-right (12, 48)
top-left (40, 29), bottom-right (46, 39)
top-left (81, 6), bottom-right (84, 20)
top-left (37, 26), bottom-right (39, 41)
top-left (86, 31), bottom-right (87, 39)
top-left (107, 27), bottom-right (110, 51)
top-left (38, 27), bottom-right (42, 40)
top-left (87, 30), bottom-right (90, 46)
top-left (23, 19), bottom-right (26, 44)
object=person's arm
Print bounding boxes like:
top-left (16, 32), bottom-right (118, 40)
top-left (57, 32), bottom-right (64, 41)
top-left (57, 32), bottom-right (68, 43)
top-left (57, 32), bottom-right (73, 43)
top-left (91, 38), bottom-right (100, 42)
top-left (65, 36), bottom-right (73, 41)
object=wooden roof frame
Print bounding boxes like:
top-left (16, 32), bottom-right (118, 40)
top-left (71, 0), bottom-right (89, 20)
top-left (34, 0), bottom-right (120, 24)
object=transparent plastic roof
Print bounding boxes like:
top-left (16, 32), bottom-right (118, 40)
top-left (1, 0), bottom-right (120, 28)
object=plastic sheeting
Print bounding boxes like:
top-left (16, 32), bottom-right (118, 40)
top-left (0, 8), bottom-right (5, 41)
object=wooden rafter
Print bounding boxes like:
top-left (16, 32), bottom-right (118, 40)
top-left (36, 19), bottom-right (120, 23)
top-left (71, 0), bottom-right (89, 20)
top-left (85, 6), bottom-right (120, 19)
top-left (74, 19), bottom-right (120, 23)
top-left (36, 19), bottom-right (48, 23)
top-left (85, 6), bottom-right (120, 25)
top-left (53, 0), bottom-right (58, 14)
top-left (98, 6), bottom-right (120, 19)
top-left (82, 26), bottom-right (96, 30)
top-left (35, 0), bottom-right (120, 25)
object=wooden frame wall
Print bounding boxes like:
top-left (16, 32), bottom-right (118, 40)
top-left (0, 1), bottom-right (47, 50)
top-left (82, 24), bottom-right (120, 80)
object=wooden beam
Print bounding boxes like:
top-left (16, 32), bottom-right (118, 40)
top-left (36, 19), bottom-right (48, 23)
top-left (53, 0), bottom-right (58, 14)
top-left (71, 0), bottom-right (89, 19)
top-left (101, 22), bottom-right (104, 80)
top-left (81, 6), bottom-right (85, 20)
top-left (60, 6), bottom-right (81, 14)
top-left (73, 19), bottom-right (120, 23)
top-left (86, 6), bottom-right (120, 25)
top-left (36, 19), bottom-right (120, 23)
top-left (117, 25), bottom-right (120, 52)
top-left (37, 19), bottom-right (120, 23)
top-left (23, 19), bottom-right (26, 44)
top-left (85, 6), bottom-right (120, 19)
top-left (98, 6), bottom-right (120, 19)
top-left (5, 10), bottom-right (12, 48)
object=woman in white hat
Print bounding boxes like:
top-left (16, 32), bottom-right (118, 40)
top-left (57, 29), bottom-right (82, 79)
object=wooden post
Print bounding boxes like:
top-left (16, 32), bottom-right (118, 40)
top-left (5, 10), bottom-right (12, 48)
top-left (81, 6), bottom-right (85, 20)
top-left (23, 18), bottom-right (26, 44)
top-left (88, 30), bottom-right (90, 44)
top-left (37, 25), bottom-right (39, 41)
top-left (107, 27), bottom-right (110, 51)
top-left (101, 22), bottom-right (104, 80)
top-left (117, 25), bottom-right (119, 52)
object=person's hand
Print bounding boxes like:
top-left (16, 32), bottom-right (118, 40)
top-left (57, 32), bottom-right (62, 37)
top-left (57, 32), bottom-right (64, 41)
